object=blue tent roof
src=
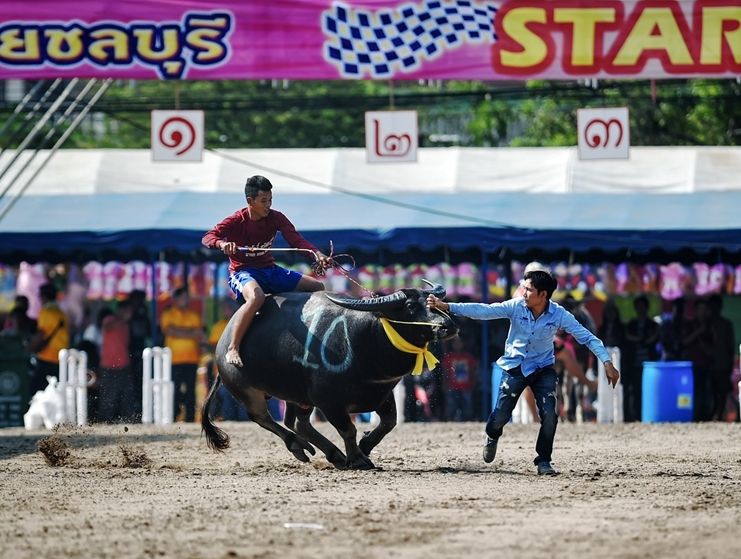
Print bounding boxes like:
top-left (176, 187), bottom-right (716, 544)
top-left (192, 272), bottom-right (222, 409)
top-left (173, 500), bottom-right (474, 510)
top-left (1, 148), bottom-right (739, 263)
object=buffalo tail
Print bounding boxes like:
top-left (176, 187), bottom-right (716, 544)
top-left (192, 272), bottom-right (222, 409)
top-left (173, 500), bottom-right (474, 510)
top-left (201, 375), bottom-right (230, 452)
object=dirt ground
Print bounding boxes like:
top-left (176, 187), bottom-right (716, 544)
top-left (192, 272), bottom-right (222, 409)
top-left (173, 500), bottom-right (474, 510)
top-left (1, 420), bottom-right (740, 559)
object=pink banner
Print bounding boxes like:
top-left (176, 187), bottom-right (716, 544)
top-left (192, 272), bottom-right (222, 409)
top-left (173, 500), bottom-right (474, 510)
top-left (0, 0), bottom-right (738, 80)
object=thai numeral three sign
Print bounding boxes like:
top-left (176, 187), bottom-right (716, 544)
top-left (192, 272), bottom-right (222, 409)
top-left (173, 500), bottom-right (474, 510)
top-left (365, 111), bottom-right (418, 163)
top-left (151, 110), bottom-right (204, 162)
top-left (577, 107), bottom-right (630, 160)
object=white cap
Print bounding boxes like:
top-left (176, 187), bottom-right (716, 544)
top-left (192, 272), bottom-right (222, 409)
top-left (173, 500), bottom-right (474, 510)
top-left (524, 261), bottom-right (550, 274)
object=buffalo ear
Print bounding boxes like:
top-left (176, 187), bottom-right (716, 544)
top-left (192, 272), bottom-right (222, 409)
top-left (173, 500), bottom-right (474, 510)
top-left (326, 291), bottom-right (407, 312)
top-left (421, 279), bottom-right (446, 299)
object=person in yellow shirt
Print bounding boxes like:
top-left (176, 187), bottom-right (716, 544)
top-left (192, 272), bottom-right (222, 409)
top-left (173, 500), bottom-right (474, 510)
top-left (160, 287), bottom-right (203, 422)
top-left (29, 283), bottom-right (70, 396)
top-left (206, 299), bottom-right (234, 353)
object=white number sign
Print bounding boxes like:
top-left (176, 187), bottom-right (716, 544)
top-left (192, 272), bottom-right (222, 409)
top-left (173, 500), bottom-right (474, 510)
top-left (365, 110), bottom-right (418, 163)
top-left (577, 107), bottom-right (630, 161)
top-left (151, 110), bottom-right (204, 162)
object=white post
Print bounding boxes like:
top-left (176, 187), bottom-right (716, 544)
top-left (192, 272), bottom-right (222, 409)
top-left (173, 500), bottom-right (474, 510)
top-left (58, 348), bottom-right (69, 421)
top-left (393, 380), bottom-right (405, 424)
top-left (65, 349), bottom-right (78, 424)
top-left (512, 396), bottom-right (533, 424)
top-left (142, 346), bottom-right (174, 426)
top-left (142, 348), bottom-right (153, 424)
top-left (161, 347), bottom-right (174, 424)
top-left (75, 351), bottom-right (88, 426)
top-left (597, 346), bottom-right (623, 423)
top-left (152, 346), bottom-right (163, 425)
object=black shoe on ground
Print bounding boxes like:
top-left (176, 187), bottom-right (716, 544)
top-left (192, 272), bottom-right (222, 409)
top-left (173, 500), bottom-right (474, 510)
top-left (536, 461), bottom-right (558, 476)
top-left (483, 437), bottom-right (498, 463)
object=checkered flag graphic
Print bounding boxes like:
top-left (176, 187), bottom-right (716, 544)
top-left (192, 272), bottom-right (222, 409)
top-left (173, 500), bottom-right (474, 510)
top-left (322, 0), bottom-right (498, 78)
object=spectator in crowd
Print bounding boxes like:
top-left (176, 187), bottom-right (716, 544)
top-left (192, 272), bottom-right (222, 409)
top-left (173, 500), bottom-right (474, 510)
top-left (161, 287), bottom-right (203, 422)
top-left (598, 299), bottom-right (625, 352)
top-left (207, 299), bottom-right (247, 421)
top-left (683, 299), bottom-right (715, 421)
top-left (561, 294), bottom-right (598, 421)
top-left (427, 269), bottom-right (619, 476)
top-left (2, 295), bottom-right (37, 344)
top-left (442, 336), bottom-right (477, 421)
top-left (127, 289), bottom-right (151, 420)
top-left (659, 297), bottom-right (686, 361)
top-left (81, 306), bottom-right (113, 351)
top-left (78, 305), bottom-right (113, 421)
top-left (623, 295), bottom-right (660, 422)
top-left (98, 300), bottom-right (135, 422)
top-left (708, 295), bottom-right (736, 421)
top-left (553, 330), bottom-right (598, 421)
top-left (28, 283), bottom-right (70, 396)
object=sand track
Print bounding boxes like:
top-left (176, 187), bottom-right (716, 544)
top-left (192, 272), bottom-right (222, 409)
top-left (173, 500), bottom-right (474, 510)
top-left (1, 421), bottom-right (739, 558)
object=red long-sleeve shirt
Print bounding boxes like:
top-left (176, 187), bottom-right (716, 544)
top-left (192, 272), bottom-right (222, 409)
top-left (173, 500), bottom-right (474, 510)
top-left (202, 208), bottom-right (316, 274)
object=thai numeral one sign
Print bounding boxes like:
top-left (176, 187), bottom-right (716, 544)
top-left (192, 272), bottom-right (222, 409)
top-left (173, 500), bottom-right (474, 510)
top-left (577, 107), bottom-right (630, 160)
top-left (151, 110), bottom-right (204, 162)
top-left (365, 111), bottom-right (418, 163)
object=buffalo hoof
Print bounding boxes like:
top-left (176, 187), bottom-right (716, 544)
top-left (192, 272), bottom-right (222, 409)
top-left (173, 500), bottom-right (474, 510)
top-left (346, 453), bottom-right (375, 470)
top-left (287, 436), bottom-right (316, 463)
top-left (322, 448), bottom-right (347, 469)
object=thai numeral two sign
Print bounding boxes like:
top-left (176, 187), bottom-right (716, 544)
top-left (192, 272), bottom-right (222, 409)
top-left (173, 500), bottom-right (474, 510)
top-left (365, 111), bottom-right (418, 163)
top-left (577, 107), bottom-right (630, 160)
top-left (151, 110), bottom-right (204, 162)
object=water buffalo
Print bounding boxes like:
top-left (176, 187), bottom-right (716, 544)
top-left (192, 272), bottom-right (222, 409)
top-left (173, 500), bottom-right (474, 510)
top-left (201, 282), bottom-right (458, 469)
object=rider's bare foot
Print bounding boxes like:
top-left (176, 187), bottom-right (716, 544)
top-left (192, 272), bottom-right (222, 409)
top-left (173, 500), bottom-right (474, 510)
top-left (225, 347), bottom-right (243, 367)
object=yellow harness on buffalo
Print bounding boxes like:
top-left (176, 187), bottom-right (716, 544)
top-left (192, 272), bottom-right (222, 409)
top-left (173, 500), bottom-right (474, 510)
top-left (379, 318), bottom-right (439, 375)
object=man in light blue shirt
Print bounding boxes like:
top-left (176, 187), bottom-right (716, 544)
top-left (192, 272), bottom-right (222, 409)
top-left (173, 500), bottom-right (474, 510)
top-left (428, 269), bottom-right (620, 476)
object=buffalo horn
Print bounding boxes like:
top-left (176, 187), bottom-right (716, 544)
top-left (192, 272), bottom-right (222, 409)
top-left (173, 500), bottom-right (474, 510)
top-left (326, 290), bottom-right (407, 312)
top-left (421, 279), bottom-right (446, 299)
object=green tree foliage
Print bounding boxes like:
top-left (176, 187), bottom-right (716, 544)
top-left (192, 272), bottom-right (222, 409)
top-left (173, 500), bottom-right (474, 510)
top-left (4, 78), bottom-right (737, 149)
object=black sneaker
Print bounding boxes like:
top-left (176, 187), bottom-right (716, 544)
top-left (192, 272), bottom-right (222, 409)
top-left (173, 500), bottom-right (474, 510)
top-left (537, 461), bottom-right (558, 476)
top-left (483, 437), bottom-right (498, 463)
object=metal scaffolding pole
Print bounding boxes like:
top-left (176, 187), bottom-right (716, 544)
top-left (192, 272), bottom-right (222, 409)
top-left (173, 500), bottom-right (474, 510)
top-left (0, 80), bottom-right (48, 142)
top-left (0, 78), bottom-right (79, 187)
top-left (0, 79), bottom-right (63, 157)
top-left (0, 80), bottom-right (98, 205)
top-left (0, 79), bottom-right (112, 225)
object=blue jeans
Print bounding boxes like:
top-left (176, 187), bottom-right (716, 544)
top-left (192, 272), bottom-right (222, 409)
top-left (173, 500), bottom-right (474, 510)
top-left (486, 365), bottom-right (558, 465)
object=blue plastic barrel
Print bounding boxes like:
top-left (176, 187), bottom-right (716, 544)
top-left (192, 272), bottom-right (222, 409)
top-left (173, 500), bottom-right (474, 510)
top-left (641, 361), bottom-right (694, 422)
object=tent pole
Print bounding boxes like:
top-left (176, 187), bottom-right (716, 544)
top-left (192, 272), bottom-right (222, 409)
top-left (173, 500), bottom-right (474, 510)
top-left (480, 249), bottom-right (490, 421)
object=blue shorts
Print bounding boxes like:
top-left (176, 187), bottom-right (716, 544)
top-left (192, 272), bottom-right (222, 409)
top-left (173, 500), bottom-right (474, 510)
top-left (228, 266), bottom-right (302, 302)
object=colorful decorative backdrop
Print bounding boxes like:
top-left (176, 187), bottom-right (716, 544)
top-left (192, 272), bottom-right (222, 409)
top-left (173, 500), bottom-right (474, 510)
top-left (2, 260), bottom-right (741, 316)
top-left (0, 1), bottom-right (737, 80)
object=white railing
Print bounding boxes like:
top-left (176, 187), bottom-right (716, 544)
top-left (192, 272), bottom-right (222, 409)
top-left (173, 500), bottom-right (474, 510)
top-left (597, 346), bottom-right (623, 423)
top-left (57, 348), bottom-right (88, 426)
top-left (141, 347), bottom-right (174, 425)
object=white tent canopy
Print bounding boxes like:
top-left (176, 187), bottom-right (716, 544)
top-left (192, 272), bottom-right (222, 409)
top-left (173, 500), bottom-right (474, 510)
top-left (0, 146), bottom-right (739, 262)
